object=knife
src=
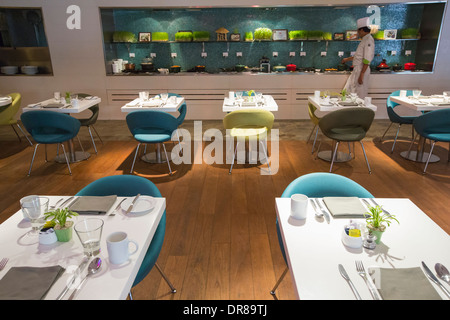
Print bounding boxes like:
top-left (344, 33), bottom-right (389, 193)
top-left (309, 199), bottom-right (322, 217)
top-left (315, 198), bottom-right (330, 224)
top-left (58, 196), bottom-right (74, 209)
top-left (422, 261), bottom-right (450, 297)
top-left (125, 194), bottom-right (140, 215)
top-left (56, 257), bottom-right (89, 300)
top-left (370, 199), bottom-right (392, 216)
top-left (339, 264), bottom-right (361, 300)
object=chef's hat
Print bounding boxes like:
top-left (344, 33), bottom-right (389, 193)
top-left (357, 17), bottom-right (371, 29)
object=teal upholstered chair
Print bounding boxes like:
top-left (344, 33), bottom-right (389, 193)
top-left (0, 93), bottom-right (32, 145)
top-left (75, 175), bottom-right (176, 299)
top-left (318, 107), bottom-right (375, 173)
top-left (126, 110), bottom-right (178, 175)
top-left (412, 108), bottom-right (450, 174)
top-left (20, 110), bottom-right (80, 176)
top-left (76, 93), bottom-right (103, 154)
top-left (271, 172), bottom-right (373, 296)
top-left (381, 90), bottom-right (418, 153)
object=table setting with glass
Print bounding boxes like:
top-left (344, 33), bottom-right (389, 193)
top-left (390, 90), bottom-right (450, 111)
top-left (121, 91), bottom-right (185, 113)
top-left (222, 90), bottom-right (278, 112)
top-left (276, 195), bottom-right (450, 300)
top-left (0, 193), bottom-right (165, 300)
top-left (23, 92), bottom-right (101, 113)
top-left (0, 94), bottom-right (12, 107)
top-left (308, 90), bottom-right (377, 112)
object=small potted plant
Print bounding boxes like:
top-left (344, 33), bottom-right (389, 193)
top-left (365, 205), bottom-right (399, 244)
top-left (44, 208), bottom-right (78, 242)
top-left (340, 88), bottom-right (347, 101)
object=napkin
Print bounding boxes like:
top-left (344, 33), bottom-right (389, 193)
top-left (43, 103), bottom-right (64, 108)
top-left (322, 197), bottom-right (368, 218)
top-left (68, 195), bottom-right (117, 214)
top-left (338, 101), bottom-right (358, 106)
top-left (142, 99), bottom-right (162, 107)
top-left (0, 265), bottom-right (65, 300)
top-left (369, 267), bottom-right (442, 300)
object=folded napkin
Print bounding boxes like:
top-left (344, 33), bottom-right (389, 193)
top-left (43, 103), bottom-right (64, 108)
top-left (339, 101), bottom-right (358, 106)
top-left (69, 195), bottom-right (117, 214)
top-left (142, 99), bottom-right (161, 107)
top-left (0, 265), bottom-right (65, 300)
top-left (370, 267), bottom-right (442, 300)
top-left (322, 197), bottom-right (368, 218)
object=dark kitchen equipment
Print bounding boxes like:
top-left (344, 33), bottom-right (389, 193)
top-left (235, 64), bottom-right (246, 72)
top-left (260, 56), bottom-right (270, 73)
top-left (141, 57), bottom-right (154, 72)
top-left (195, 65), bottom-right (206, 72)
top-left (170, 65), bottom-right (181, 73)
top-left (376, 59), bottom-right (390, 71)
top-left (125, 63), bottom-right (135, 71)
top-left (392, 64), bottom-right (402, 71)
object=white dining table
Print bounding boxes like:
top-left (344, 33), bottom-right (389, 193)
top-left (276, 197), bottom-right (450, 300)
top-left (222, 95), bottom-right (278, 112)
top-left (390, 95), bottom-right (450, 112)
top-left (0, 195), bottom-right (165, 300)
top-left (308, 95), bottom-right (377, 112)
top-left (22, 97), bottom-right (102, 163)
top-left (121, 96), bottom-right (185, 113)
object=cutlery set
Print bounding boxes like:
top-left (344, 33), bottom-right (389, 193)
top-left (339, 261), bottom-right (450, 299)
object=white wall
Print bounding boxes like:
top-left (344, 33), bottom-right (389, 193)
top-left (0, 0), bottom-right (448, 120)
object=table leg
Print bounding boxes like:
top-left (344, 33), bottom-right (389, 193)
top-left (141, 143), bottom-right (171, 163)
top-left (55, 139), bottom-right (90, 163)
top-left (317, 140), bottom-right (352, 162)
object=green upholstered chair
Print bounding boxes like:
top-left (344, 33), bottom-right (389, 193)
top-left (20, 110), bottom-right (81, 176)
top-left (381, 90), bottom-right (418, 153)
top-left (412, 108), bottom-right (450, 174)
top-left (223, 109), bottom-right (274, 174)
top-left (75, 175), bottom-right (176, 299)
top-left (75, 93), bottom-right (103, 154)
top-left (271, 172), bottom-right (373, 296)
top-left (307, 102), bottom-right (321, 154)
top-left (318, 107), bottom-right (375, 173)
top-left (0, 93), bottom-right (32, 145)
top-left (126, 110), bottom-right (178, 175)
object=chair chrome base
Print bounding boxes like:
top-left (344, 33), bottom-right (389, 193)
top-left (55, 151), bottom-right (90, 163)
top-left (400, 150), bottom-right (440, 163)
top-left (317, 150), bottom-right (352, 162)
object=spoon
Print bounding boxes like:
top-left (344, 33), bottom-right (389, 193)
top-left (309, 199), bottom-right (323, 218)
top-left (68, 257), bottom-right (102, 300)
top-left (435, 263), bottom-right (450, 284)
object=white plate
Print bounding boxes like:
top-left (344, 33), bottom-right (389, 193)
top-left (120, 195), bottom-right (155, 215)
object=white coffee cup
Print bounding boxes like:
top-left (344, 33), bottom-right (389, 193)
top-left (364, 97), bottom-right (372, 105)
top-left (399, 90), bottom-right (407, 97)
top-left (314, 90), bottom-right (321, 99)
top-left (229, 91), bottom-right (235, 100)
top-left (107, 232), bottom-right (139, 265)
top-left (290, 194), bottom-right (308, 220)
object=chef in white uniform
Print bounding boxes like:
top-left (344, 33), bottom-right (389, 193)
top-left (342, 17), bottom-right (375, 99)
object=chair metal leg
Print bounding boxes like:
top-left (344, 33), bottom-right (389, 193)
top-left (329, 141), bottom-right (339, 172)
top-left (155, 262), bottom-right (177, 293)
top-left (381, 122), bottom-right (393, 141)
top-left (259, 140), bottom-right (271, 174)
top-left (229, 141), bottom-right (238, 174)
top-left (162, 143), bottom-right (172, 175)
top-left (27, 143), bottom-right (40, 176)
top-left (76, 136), bottom-right (86, 154)
top-left (315, 138), bottom-right (322, 160)
top-left (391, 124), bottom-right (402, 153)
top-left (15, 123), bottom-right (33, 146)
top-left (60, 143), bottom-right (72, 175)
top-left (360, 141), bottom-right (371, 174)
top-left (307, 124), bottom-right (316, 142)
top-left (91, 125), bottom-right (103, 144)
top-left (311, 127), bottom-right (319, 154)
top-left (270, 266), bottom-right (289, 295)
top-left (423, 141), bottom-right (436, 174)
top-left (10, 124), bottom-right (21, 142)
top-left (130, 143), bottom-right (141, 173)
top-left (87, 126), bottom-right (98, 154)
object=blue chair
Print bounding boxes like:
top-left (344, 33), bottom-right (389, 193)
top-left (76, 175), bottom-right (176, 298)
top-left (271, 172), bottom-right (373, 296)
top-left (412, 109), bottom-right (450, 174)
top-left (381, 90), bottom-right (418, 153)
top-left (20, 110), bottom-right (80, 176)
top-left (126, 110), bottom-right (178, 175)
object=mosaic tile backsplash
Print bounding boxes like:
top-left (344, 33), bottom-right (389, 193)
top-left (101, 4), bottom-right (426, 73)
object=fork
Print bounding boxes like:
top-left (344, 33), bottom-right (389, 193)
top-left (355, 260), bottom-right (382, 300)
top-left (0, 258), bottom-right (9, 271)
top-left (50, 197), bottom-right (64, 210)
top-left (108, 198), bottom-right (127, 216)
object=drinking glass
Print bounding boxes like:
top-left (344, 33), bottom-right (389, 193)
top-left (139, 91), bottom-right (149, 102)
top-left (236, 91), bottom-right (243, 100)
top-left (413, 90), bottom-right (422, 98)
top-left (256, 92), bottom-right (263, 105)
top-left (20, 196), bottom-right (49, 235)
top-left (54, 92), bottom-right (60, 102)
top-left (443, 91), bottom-right (450, 103)
top-left (75, 218), bottom-right (104, 256)
top-left (160, 92), bottom-right (169, 102)
top-left (350, 92), bottom-right (358, 102)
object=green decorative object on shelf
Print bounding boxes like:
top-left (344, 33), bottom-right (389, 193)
top-left (152, 32), bottom-right (169, 42)
top-left (323, 32), bottom-right (332, 40)
top-left (401, 28), bottom-right (420, 39)
top-left (193, 31), bottom-right (210, 42)
top-left (307, 30), bottom-right (324, 40)
top-left (373, 30), bottom-right (384, 40)
top-left (112, 31), bottom-right (136, 42)
top-left (175, 31), bottom-right (193, 42)
top-left (254, 28), bottom-right (272, 41)
top-left (244, 31), bottom-right (253, 42)
top-left (288, 30), bottom-right (307, 40)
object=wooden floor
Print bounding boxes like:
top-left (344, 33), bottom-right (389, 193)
top-left (0, 122), bottom-right (449, 300)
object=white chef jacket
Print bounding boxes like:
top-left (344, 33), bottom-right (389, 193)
top-left (344, 33), bottom-right (375, 99)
